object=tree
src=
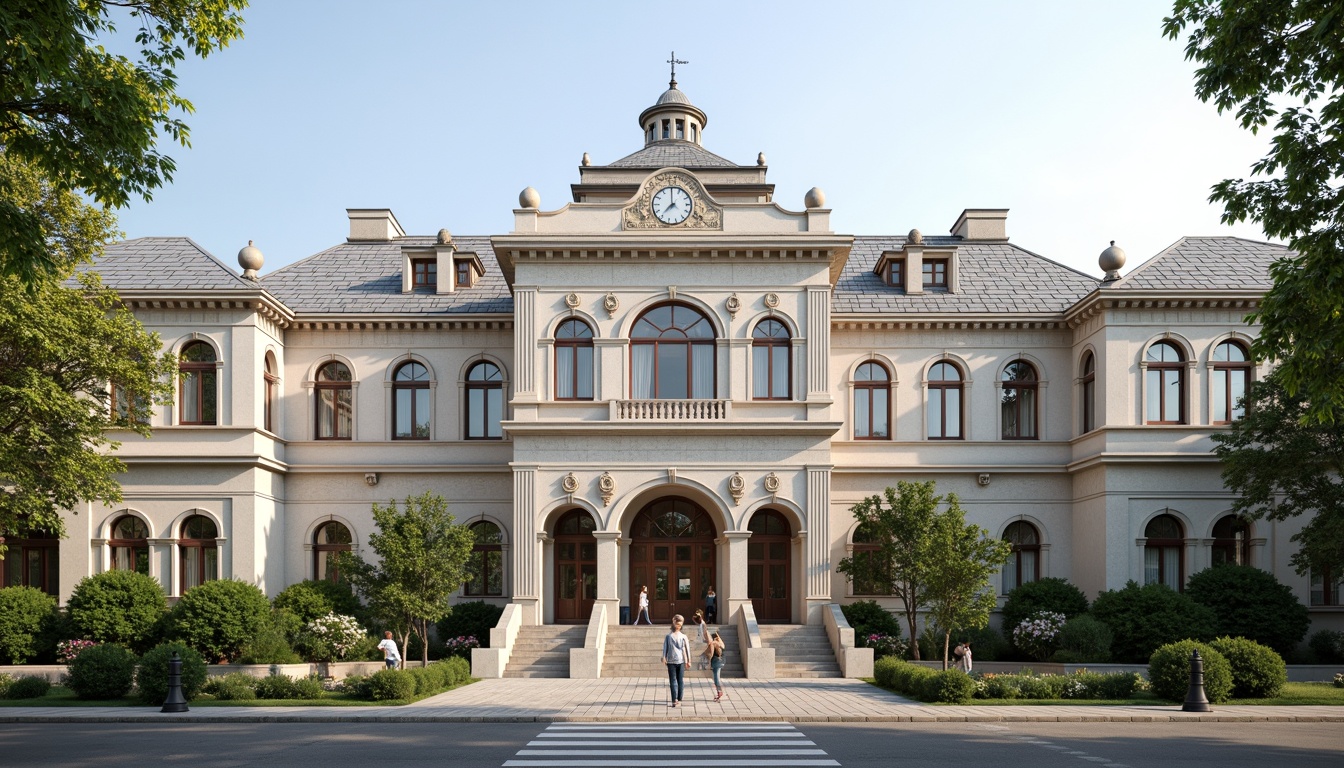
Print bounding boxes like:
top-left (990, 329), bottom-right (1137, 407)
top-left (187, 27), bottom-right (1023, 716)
top-left (921, 501), bottom-right (1012, 669)
top-left (0, 160), bottom-right (176, 544)
top-left (1211, 370), bottom-right (1344, 579)
top-left (338, 493), bottom-right (477, 667)
top-left (1164, 2), bottom-right (1344, 425)
top-left (1, 1), bottom-right (247, 283)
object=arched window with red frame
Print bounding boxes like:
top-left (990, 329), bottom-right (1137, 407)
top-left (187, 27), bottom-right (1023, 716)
top-left (853, 362), bottom-right (890, 439)
top-left (465, 521), bottom-right (504, 596)
top-left (555, 319), bottom-right (594, 400)
top-left (1001, 521), bottom-right (1040, 593)
top-left (1001, 361), bottom-right (1038, 439)
top-left (1145, 342), bottom-right (1185, 424)
top-left (1143, 513), bottom-right (1185, 591)
top-left (751, 319), bottom-right (791, 400)
top-left (315, 361), bottom-right (353, 439)
top-left (179, 514), bottom-right (218, 593)
top-left (263, 352), bottom-right (278, 433)
top-left (0, 528), bottom-right (59, 596)
top-left (314, 521), bottom-right (352, 582)
top-left (1080, 352), bottom-right (1096, 433)
top-left (179, 341), bottom-right (217, 425)
top-left (110, 515), bottom-right (150, 575)
top-left (392, 361), bottom-right (430, 440)
top-left (927, 361), bottom-right (964, 439)
top-left (630, 303), bottom-right (716, 400)
top-left (1211, 341), bottom-right (1251, 424)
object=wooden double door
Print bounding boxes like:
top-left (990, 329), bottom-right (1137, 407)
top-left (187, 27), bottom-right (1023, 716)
top-left (554, 509), bottom-right (597, 623)
top-left (628, 497), bottom-right (717, 623)
top-left (747, 509), bottom-right (793, 623)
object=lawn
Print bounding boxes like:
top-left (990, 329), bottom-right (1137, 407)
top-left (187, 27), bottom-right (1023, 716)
top-left (0, 678), bottom-right (475, 708)
top-left (868, 679), bottom-right (1344, 706)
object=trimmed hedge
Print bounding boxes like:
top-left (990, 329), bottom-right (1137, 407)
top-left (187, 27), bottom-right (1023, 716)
top-left (1208, 636), bottom-right (1287, 699)
top-left (1053, 614), bottom-right (1113, 663)
top-left (202, 672), bottom-right (259, 700)
top-left (66, 643), bottom-right (138, 700)
top-left (0, 586), bottom-right (57, 664)
top-left (1148, 640), bottom-right (1233, 703)
top-left (1091, 581), bottom-right (1218, 662)
top-left (871, 658), bottom-right (975, 703)
top-left (1309, 630), bottom-right (1344, 664)
top-left (367, 668), bottom-right (416, 701)
top-left (273, 580), bottom-right (363, 625)
top-left (438, 601), bottom-right (506, 649)
top-left (66, 570), bottom-right (168, 653)
top-left (4, 675), bottom-right (52, 700)
top-left (840, 601), bottom-right (905, 649)
top-left (135, 642), bottom-right (208, 704)
top-left (169, 579), bottom-right (271, 663)
top-left (1001, 578), bottom-right (1089, 643)
top-left (1186, 566), bottom-right (1310, 656)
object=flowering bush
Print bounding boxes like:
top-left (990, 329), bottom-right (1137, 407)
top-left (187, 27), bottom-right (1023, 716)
top-left (1012, 611), bottom-right (1067, 661)
top-left (865, 633), bottom-right (907, 659)
top-left (57, 639), bottom-right (98, 664)
top-left (300, 613), bottom-right (365, 662)
top-left (1333, 672), bottom-right (1343, 689)
top-left (441, 635), bottom-right (480, 659)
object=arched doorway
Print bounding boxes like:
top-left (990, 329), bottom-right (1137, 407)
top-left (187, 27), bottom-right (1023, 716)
top-left (747, 509), bottom-right (792, 623)
top-left (553, 509), bottom-right (597, 623)
top-left (628, 497), bottom-right (717, 622)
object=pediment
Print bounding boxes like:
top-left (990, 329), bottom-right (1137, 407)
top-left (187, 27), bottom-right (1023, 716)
top-left (621, 168), bottom-right (723, 231)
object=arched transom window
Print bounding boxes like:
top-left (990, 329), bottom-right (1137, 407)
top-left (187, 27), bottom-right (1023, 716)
top-left (110, 515), bottom-right (150, 575)
top-left (465, 521), bottom-right (504, 596)
top-left (1143, 513), bottom-right (1184, 591)
top-left (1080, 352), bottom-right (1096, 433)
top-left (179, 341), bottom-right (217, 425)
top-left (1001, 361), bottom-right (1038, 439)
top-left (1211, 514), bottom-right (1251, 567)
top-left (1001, 521), bottom-right (1040, 593)
top-left (927, 361), bottom-right (964, 439)
top-left (853, 362), bottom-right (890, 439)
top-left (630, 303), bottom-right (715, 399)
top-left (465, 362), bottom-right (504, 439)
top-left (314, 521), bottom-right (352, 582)
top-left (392, 361), bottom-right (430, 440)
top-left (179, 514), bottom-right (218, 593)
top-left (751, 319), bottom-right (791, 400)
top-left (1145, 342), bottom-right (1185, 424)
top-left (1211, 341), bottom-right (1251, 424)
top-left (315, 361), bottom-right (353, 439)
top-left (555, 319), bottom-right (594, 400)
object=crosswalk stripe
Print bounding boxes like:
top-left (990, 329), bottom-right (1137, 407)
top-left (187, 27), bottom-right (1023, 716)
top-left (534, 731), bottom-right (808, 738)
top-left (528, 741), bottom-right (816, 747)
top-left (503, 723), bottom-right (841, 767)
top-left (503, 762), bottom-right (840, 767)
top-left (543, 724), bottom-right (798, 730)
top-left (518, 749), bottom-right (829, 756)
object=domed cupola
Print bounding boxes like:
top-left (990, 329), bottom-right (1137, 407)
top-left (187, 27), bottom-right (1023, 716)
top-left (638, 54), bottom-right (707, 147)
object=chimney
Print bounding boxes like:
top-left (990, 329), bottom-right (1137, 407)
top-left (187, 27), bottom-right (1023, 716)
top-left (347, 209), bottom-right (406, 242)
top-left (950, 209), bottom-right (1008, 241)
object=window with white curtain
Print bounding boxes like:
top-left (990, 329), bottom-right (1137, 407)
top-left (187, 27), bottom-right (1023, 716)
top-left (555, 319), bottom-right (594, 400)
top-left (630, 303), bottom-right (716, 399)
top-left (752, 319), bottom-right (791, 399)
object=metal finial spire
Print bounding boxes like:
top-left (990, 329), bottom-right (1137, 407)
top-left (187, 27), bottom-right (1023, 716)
top-left (668, 51), bottom-right (688, 88)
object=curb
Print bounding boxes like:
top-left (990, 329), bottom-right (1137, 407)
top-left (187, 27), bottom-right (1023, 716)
top-left (3, 712), bottom-right (1342, 724)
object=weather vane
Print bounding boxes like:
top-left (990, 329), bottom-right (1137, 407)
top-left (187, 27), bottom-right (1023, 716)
top-left (668, 51), bottom-right (688, 87)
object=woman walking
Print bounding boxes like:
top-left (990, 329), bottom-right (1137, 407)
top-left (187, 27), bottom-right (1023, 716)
top-left (634, 585), bottom-right (653, 625)
top-left (704, 587), bottom-right (717, 624)
top-left (708, 630), bottom-right (727, 702)
top-left (660, 614), bottom-right (691, 707)
top-left (693, 610), bottom-right (710, 670)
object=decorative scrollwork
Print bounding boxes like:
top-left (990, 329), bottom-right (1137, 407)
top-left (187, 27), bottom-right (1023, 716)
top-left (564, 292), bottom-right (581, 309)
top-left (725, 293), bottom-right (741, 318)
top-left (763, 472), bottom-right (780, 495)
top-left (764, 292), bottom-right (781, 309)
top-left (727, 472), bottom-right (746, 505)
top-left (622, 171), bottom-right (723, 230)
top-left (599, 472), bottom-right (616, 506)
top-left (603, 292), bottom-right (619, 316)
top-left (561, 472), bottom-right (579, 494)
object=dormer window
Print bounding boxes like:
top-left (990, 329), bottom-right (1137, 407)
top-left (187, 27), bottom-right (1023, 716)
top-left (412, 258), bottom-right (436, 290)
top-left (456, 260), bottom-right (473, 288)
top-left (885, 258), bottom-right (905, 289)
top-left (923, 259), bottom-right (949, 291)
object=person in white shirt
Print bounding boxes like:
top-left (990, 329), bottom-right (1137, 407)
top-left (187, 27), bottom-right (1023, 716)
top-left (635, 585), bottom-right (653, 625)
top-left (377, 631), bottom-right (401, 669)
top-left (660, 614), bottom-right (690, 707)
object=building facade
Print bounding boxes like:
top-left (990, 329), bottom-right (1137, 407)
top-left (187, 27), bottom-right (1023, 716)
top-left (13, 79), bottom-right (1342, 636)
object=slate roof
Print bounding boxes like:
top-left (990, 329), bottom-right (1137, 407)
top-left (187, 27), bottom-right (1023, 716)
top-left (77, 237), bottom-right (257, 291)
top-left (261, 236), bottom-right (513, 315)
top-left (833, 236), bottom-right (1100, 315)
top-left (606, 141), bottom-right (741, 169)
top-left (1105, 236), bottom-right (1285, 291)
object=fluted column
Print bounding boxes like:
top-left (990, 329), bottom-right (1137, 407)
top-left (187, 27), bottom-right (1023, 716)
top-left (512, 467), bottom-right (540, 624)
top-left (806, 286), bottom-right (831, 399)
top-left (805, 466), bottom-right (832, 624)
top-left (513, 289), bottom-right (537, 399)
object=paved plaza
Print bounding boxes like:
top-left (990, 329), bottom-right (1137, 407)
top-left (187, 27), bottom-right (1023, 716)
top-left (2, 678), bottom-right (1341, 723)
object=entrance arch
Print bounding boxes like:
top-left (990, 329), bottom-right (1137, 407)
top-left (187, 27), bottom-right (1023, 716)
top-left (628, 497), bottom-right (717, 623)
top-left (747, 509), bottom-right (793, 623)
top-left (552, 509), bottom-right (597, 623)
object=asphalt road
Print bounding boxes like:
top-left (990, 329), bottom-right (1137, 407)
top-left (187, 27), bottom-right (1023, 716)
top-left (2, 721), bottom-right (1340, 767)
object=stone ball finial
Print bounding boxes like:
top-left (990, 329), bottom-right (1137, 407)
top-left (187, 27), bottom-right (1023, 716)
top-left (436, 228), bottom-right (453, 245)
top-left (582, 152), bottom-right (592, 167)
top-left (757, 152), bottom-right (766, 167)
top-left (804, 186), bottom-right (826, 209)
top-left (907, 228), bottom-right (923, 245)
top-left (237, 240), bottom-right (263, 280)
top-left (519, 186), bottom-right (541, 209)
top-left (1100, 240), bottom-right (1127, 280)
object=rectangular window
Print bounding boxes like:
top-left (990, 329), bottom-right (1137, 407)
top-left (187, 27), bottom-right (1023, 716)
top-left (922, 258), bottom-right (949, 290)
top-left (1311, 568), bottom-right (1341, 606)
top-left (886, 259), bottom-right (905, 289)
top-left (675, 119), bottom-right (684, 139)
top-left (456, 261), bottom-right (472, 288)
top-left (412, 259), bottom-right (436, 289)
top-left (662, 119), bottom-right (670, 139)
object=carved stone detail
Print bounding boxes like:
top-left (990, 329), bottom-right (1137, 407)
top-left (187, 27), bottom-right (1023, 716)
top-left (725, 293), bottom-right (741, 318)
top-left (667, 468), bottom-right (678, 484)
top-left (727, 472), bottom-right (746, 505)
top-left (603, 292), bottom-right (619, 316)
top-left (763, 472), bottom-right (780, 495)
top-left (561, 472), bottom-right (580, 494)
top-left (599, 472), bottom-right (616, 506)
top-left (764, 292), bottom-right (781, 309)
top-left (622, 171), bottom-right (723, 230)
top-left (564, 292), bottom-right (581, 309)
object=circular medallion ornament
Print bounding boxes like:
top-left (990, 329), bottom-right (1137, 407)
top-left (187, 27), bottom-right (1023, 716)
top-left (603, 292), bottom-right (619, 315)
top-left (725, 293), bottom-right (741, 318)
top-left (764, 292), bottom-right (781, 309)
top-left (652, 186), bottom-right (693, 225)
top-left (565, 292), bottom-right (581, 309)
top-left (561, 472), bottom-right (579, 494)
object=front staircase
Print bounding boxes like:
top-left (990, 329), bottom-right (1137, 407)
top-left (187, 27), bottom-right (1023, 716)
top-left (600, 625), bottom-right (744, 678)
top-left (502, 625), bottom-right (586, 678)
top-left (759, 624), bottom-right (842, 678)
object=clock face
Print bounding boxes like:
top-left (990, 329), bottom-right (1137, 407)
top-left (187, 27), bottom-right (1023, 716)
top-left (651, 186), bottom-right (693, 225)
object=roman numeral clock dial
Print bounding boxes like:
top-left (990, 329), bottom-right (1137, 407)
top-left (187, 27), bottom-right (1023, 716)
top-left (651, 185), bottom-right (693, 225)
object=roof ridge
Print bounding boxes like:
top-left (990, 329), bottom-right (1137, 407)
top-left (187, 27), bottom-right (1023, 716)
top-left (1108, 236), bottom-right (1188, 288)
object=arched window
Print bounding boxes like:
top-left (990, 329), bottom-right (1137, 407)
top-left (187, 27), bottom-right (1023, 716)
top-left (110, 515), bottom-right (149, 575)
top-left (853, 362), bottom-right (890, 439)
top-left (1145, 342), bottom-right (1185, 424)
top-left (850, 522), bottom-right (893, 595)
top-left (179, 515), bottom-right (218, 592)
top-left (1211, 515), bottom-right (1251, 567)
top-left (555, 319), bottom-right (594, 400)
top-left (1144, 514), bottom-right (1184, 591)
top-left (0, 529), bottom-right (59, 596)
top-left (751, 319), bottom-right (791, 400)
top-left (465, 521), bottom-right (504, 596)
top-left (927, 361), bottom-right (964, 439)
top-left (179, 341), bottom-right (217, 425)
top-left (315, 361), bottom-right (353, 440)
top-left (630, 303), bottom-right (715, 399)
top-left (263, 352), bottom-right (278, 433)
top-left (465, 361), bottom-right (504, 439)
top-left (1211, 341), bottom-right (1251, 424)
top-left (1001, 521), bottom-right (1040, 593)
top-left (314, 521), bottom-right (352, 582)
top-left (392, 361), bottom-right (431, 440)
top-left (1080, 352), bottom-right (1096, 434)
top-left (1311, 567), bottom-right (1342, 606)
top-left (1001, 361), bottom-right (1038, 439)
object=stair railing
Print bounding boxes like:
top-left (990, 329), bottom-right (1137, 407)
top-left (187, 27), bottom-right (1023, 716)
top-left (470, 603), bottom-right (522, 679)
top-left (570, 603), bottom-right (608, 678)
top-left (735, 603), bottom-right (775, 679)
top-left (824, 603), bottom-right (874, 678)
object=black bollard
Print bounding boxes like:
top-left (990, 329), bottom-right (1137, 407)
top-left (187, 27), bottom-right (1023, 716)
top-left (1181, 649), bottom-right (1211, 712)
top-left (161, 651), bottom-right (190, 713)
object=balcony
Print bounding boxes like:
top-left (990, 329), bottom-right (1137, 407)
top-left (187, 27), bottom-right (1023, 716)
top-left (611, 399), bottom-right (730, 421)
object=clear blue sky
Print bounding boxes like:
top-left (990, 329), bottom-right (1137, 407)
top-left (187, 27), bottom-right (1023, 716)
top-left (114, 0), bottom-right (1271, 278)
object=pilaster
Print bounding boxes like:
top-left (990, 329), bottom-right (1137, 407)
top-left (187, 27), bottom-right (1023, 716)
top-left (721, 530), bottom-right (752, 620)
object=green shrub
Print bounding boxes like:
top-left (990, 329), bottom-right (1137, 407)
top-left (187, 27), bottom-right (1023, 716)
top-left (1148, 640), bottom-right (1233, 703)
top-left (340, 673), bottom-right (371, 699)
top-left (1099, 672), bottom-right (1142, 699)
top-left (202, 673), bottom-right (258, 700)
top-left (1091, 581), bottom-right (1218, 662)
top-left (439, 600), bottom-right (505, 649)
top-left (957, 626), bottom-right (1009, 662)
top-left (1001, 578), bottom-right (1089, 642)
top-left (273, 580), bottom-right (363, 625)
top-left (1055, 614), bottom-right (1113, 662)
top-left (292, 674), bottom-right (325, 699)
top-left (169, 579), bottom-right (271, 662)
top-left (236, 610), bottom-right (303, 664)
top-left (66, 643), bottom-right (137, 700)
top-left (1308, 630), bottom-right (1344, 664)
top-left (0, 673), bottom-right (10, 697)
top-left (982, 674), bottom-right (1020, 699)
top-left (407, 665), bottom-right (438, 695)
top-left (873, 656), bottom-right (902, 688)
top-left (0, 586), bottom-right (57, 663)
top-left (840, 601), bottom-right (904, 649)
top-left (439, 656), bottom-right (470, 686)
top-left (4, 675), bottom-right (52, 700)
top-left (922, 669), bottom-right (976, 703)
top-left (367, 668), bottom-right (416, 701)
top-left (135, 642), bottom-right (208, 704)
top-left (66, 570), bottom-right (168, 653)
top-left (1016, 674), bottom-right (1054, 699)
top-left (1208, 636), bottom-right (1287, 699)
top-left (254, 673), bottom-right (302, 700)
top-left (1186, 566), bottom-right (1310, 656)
